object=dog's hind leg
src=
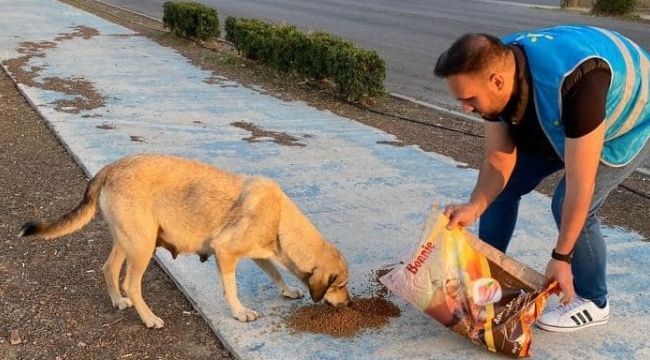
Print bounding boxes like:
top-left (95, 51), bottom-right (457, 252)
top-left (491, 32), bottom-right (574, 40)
top-left (122, 240), bottom-right (165, 329)
top-left (103, 243), bottom-right (133, 310)
top-left (252, 259), bottom-right (303, 299)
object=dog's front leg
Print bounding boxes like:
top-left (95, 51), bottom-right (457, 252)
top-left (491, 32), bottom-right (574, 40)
top-left (252, 259), bottom-right (303, 299)
top-left (213, 248), bottom-right (259, 322)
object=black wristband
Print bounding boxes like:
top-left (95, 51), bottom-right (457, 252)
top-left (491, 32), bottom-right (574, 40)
top-left (551, 249), bottom-right (573, 264)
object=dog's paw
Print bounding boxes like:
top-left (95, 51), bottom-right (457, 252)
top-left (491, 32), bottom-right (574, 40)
top-left (143, 315), bottom-right (165, 329)
top-left (281, 287), bottom-right (304, 299)
top-left (113, 297), bottom-right (133, 310)
top-left (234, 308), bottom-right (259, 322)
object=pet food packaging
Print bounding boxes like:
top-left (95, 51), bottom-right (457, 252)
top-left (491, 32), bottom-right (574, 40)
top-left (380, 207), bottom-right (557, 358)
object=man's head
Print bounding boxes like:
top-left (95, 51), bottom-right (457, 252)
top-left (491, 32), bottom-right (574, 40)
top-left (434, 33), bottom-right (514, 119)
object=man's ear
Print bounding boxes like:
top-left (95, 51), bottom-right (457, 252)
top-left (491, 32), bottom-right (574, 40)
top-left (489, 73), bottom-right (504, 91)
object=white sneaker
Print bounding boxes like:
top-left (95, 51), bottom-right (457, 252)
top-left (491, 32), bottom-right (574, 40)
top-left (536, 296), bottom-right (609, 333)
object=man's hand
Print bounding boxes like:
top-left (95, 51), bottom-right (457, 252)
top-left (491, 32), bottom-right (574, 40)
top-left (444, 203), bottom-right (479, 229)
top-left (545, 259), bottom-right (575, 304)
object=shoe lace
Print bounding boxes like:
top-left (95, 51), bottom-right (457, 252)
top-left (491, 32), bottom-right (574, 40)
top-left (554, 296), bottom-right (589, 316)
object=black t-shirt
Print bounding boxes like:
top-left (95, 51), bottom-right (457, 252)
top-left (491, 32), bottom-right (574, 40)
top-left (486, 45), bottom-right (612, 160)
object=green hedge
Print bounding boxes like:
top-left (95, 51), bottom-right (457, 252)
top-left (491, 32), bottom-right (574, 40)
top-left (225, 16), bottom-right (386, 102)
top-left (593, 0), bottom-right (636, 14)
top-left (162, 2), bottom-right (220, 41)
top-left (224, 17), bottom-right (272, 61)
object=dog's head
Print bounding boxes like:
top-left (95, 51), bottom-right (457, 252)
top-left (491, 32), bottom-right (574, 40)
top-left (307, 246), bottom-right (351, 308)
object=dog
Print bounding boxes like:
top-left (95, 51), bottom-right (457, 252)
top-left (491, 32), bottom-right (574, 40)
top-left (19, 153), bottom-right (351, 328)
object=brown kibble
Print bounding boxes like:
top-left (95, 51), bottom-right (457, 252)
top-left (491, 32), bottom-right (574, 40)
top-left (285, 269), bottom-right (400, 337)
top-left (371, 268), bottom-right (393, 298)
top-left (285, 297), bottom-right (400, 337)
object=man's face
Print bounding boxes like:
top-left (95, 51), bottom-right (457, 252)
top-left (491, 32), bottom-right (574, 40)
top-left (446, 72), bottom-right (508, 119)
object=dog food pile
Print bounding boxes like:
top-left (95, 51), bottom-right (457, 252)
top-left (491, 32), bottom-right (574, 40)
top-left (284, 269), bottom-right (400, 337)
top-left (285, 296), bottom-right (400, 337)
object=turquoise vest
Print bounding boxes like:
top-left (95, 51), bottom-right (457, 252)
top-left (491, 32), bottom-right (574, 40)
top-left (502, 25), bottom-right (650, 167)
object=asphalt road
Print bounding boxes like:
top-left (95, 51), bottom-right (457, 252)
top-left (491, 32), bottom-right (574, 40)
top-left (95, 0), bottom-right (650, 173)
top-left (100, 0), bottom-right (650, 106)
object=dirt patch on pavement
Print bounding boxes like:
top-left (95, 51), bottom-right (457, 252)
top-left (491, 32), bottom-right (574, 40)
top-left (232, 121), bottom-right (309, 147)
top-left (1, 1), bottom-right (649, 360)
top-left (3, 26), bottom-right (106, 114)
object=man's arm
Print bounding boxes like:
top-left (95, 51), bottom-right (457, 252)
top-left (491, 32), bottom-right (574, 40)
top-left (545, 121), bottom-right (605, 304)
top-left (445, 120), bottom-right (516, 228)
top-left (556, 122), bottom-right (605, 254)
top-left (546, 63), bottom-right (610, 304)
top-left (470, 120), bottom-right (517, 215)
top-left (554, 64), bottom-right (610, 254)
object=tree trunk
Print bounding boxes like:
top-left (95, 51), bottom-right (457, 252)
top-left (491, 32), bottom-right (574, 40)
top-left (561, 0), bottom-right (594, 8)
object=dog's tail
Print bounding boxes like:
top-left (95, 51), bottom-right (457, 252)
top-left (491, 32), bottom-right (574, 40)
top-left (18, 163), bottom-right (114, 240)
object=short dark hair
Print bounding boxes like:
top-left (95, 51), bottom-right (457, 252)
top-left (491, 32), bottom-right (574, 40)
top-left (433, 33), bottom-right (510, 78)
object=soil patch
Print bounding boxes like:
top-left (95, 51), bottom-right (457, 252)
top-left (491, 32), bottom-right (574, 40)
top-left (232, 121), bottom-right (309, 147)
top-left (2, 26), bottom-right (106, 114)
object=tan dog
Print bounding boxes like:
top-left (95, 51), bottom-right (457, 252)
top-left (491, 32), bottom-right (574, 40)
top-left (19, 153), bottom-right (351, 328)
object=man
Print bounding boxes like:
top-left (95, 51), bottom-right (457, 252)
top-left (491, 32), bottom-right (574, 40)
top-left (433, 25), bottom-right (650, 332)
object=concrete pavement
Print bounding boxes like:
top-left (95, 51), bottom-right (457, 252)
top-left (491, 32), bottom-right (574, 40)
top-left (1, 0), bottom-right (650, 359)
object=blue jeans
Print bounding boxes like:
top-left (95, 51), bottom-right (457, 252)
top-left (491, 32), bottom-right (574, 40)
top-left (478, 142), bottom-right (650, 307)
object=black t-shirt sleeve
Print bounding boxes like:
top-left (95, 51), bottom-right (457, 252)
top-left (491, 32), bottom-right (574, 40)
top-left (561, 59), bottom-right (612, 138)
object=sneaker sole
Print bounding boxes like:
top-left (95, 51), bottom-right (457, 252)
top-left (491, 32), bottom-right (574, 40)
top-left (535, 317), bottom-right (608, 333)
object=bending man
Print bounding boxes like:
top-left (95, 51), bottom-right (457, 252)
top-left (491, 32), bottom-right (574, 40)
top-left (434, 25), bottom-right (650, 332)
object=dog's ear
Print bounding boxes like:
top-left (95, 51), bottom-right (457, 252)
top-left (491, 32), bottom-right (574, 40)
top-left (308, 268), bottom-right (337, 302)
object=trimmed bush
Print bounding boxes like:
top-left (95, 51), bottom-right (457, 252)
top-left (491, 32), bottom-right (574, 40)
top-left (332, 47), bottom-right (387, 101)
top-left (224, 17), bottom-right (271, 60)
top-left (269, 26), bottom-right (312, 72)
top-left (163, 2), bottom-right (220, 41)
top-left (225, 16), bottom-right (386, 102)
top-left (593, 0), bottom-right (636, 14)
top-left (307, 32), bottom-right (354, 80)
